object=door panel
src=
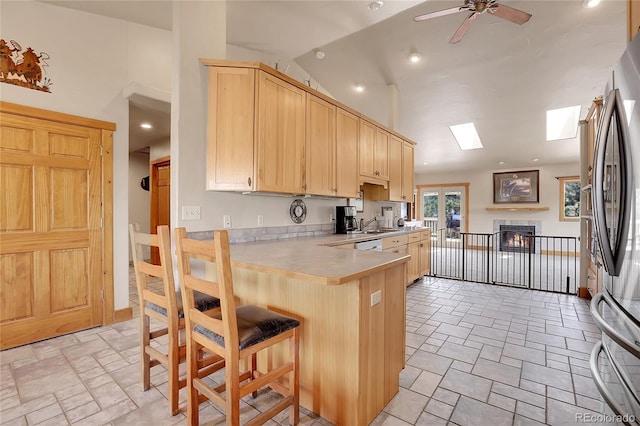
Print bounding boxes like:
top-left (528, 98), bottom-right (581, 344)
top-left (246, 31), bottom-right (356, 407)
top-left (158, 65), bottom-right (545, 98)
top-left (0, 113), bottom-right (103, 349)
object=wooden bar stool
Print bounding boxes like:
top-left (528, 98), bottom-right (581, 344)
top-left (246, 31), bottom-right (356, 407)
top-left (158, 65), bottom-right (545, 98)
top-left (128, 224), bottom-right (224, 415)
top-left (174, 228), bottom-right (300, 426)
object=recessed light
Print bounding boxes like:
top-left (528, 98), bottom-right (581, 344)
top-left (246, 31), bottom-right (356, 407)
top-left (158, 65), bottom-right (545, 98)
top-left (368, 1), bottom-right (384, 11)
top-left (499, 161), bottom-right (505, 165)
top-left (583, 0), bottom-right (601, 8)
top-left (532, 158), bottom-right (539, 162)
top-left (354, 83), bottom-right (365, 93)
top-left (423, 161), bottom-right (429, 165)
top-left (409, 52), bottom-right (422, 63)
top-left (314, 49), bottom-right (325, 60)
top-left (140, 122), bottom-right (153, 129)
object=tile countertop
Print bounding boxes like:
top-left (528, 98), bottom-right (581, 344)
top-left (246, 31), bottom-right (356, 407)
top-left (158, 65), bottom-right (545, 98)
top-left (226, 228), bottom-right (423, 285)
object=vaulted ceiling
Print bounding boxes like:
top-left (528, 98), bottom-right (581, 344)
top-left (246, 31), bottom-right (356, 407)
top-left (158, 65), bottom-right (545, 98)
top-left (44, 1), bottom-right (627, 174)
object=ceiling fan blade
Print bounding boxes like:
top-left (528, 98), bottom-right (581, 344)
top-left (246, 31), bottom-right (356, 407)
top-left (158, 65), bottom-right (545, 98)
top-left (450, 12), bottom-right (477, 44)
top-left (490, 4), bottom-right (532, 25)
top-left (414, 6), bottom-right (468, 22)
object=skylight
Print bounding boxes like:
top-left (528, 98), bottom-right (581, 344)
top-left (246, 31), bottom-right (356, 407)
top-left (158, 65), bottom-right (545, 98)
top-left (449, 122), bottom-right (483, 150)
top-left (546, 105), bottom-right (581, 141)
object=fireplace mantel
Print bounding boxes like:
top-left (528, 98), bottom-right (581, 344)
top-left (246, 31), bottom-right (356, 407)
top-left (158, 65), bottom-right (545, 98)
top-left (486, 206), bottom-right (549, 212)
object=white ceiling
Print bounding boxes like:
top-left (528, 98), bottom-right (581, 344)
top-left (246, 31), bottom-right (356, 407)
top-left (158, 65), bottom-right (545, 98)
top-left (43, 1), bottom-right (627, 174)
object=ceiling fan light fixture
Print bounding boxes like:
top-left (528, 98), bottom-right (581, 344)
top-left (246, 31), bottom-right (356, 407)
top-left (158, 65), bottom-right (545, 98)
top-left (354, 83), bottom-right (365, 93)
top-left (583, 0), bottom-right (602, 8)
top-left (409, 52), bottom-right (422, 63)
top-left (368, 1), bottom-right (384, 11)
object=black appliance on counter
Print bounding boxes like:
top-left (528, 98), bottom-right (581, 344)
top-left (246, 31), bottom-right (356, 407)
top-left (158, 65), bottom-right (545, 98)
top-left (336, 206), bottom-right (358, 234)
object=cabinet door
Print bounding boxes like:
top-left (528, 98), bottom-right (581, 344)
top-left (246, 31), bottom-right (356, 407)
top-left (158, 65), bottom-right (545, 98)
top-left (419, 239), bottom-right (430, 276)
top-left (336, 108), bottom-right (360, 198)
top-left (388, 135), bottom-right (403, 201)
top-left (407, 242), bottom-right (421, 283)
top-left (306, 95), bottom-right (336, 196)
top-left (256, 71), bottom-right (306, 194)
top-left (359, 119), bottom-right (376, 178)
top-left (206, 67), bottom-right (255, 190)
top-left (375, 128), bottom-right (389, 180)
top-left (402, 141), bottom-right (414, 200)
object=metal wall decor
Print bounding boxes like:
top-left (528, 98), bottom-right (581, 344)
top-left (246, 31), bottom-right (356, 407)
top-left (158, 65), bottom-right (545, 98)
top-left (1, 39), bottom-right (52, 92)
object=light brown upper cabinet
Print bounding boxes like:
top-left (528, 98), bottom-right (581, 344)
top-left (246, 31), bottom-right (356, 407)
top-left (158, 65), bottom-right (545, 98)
top-left (388, 136), bottom-right (415, 202)
top-left (305, 95), bottom-right (336, 196)
top-left (336, 108), bottom-right (360, 198)
top-left (630, 0), bottom-right (640, 41)
top-left (205, 67), bottom-right (256, 191)
top-left (359, 119), bottom-right (389, 184)
top-left (402, 141), bottom-right (415, 201)
top-left (201, 59), bottom-right (415, 198)
top-left (257, 71), bottom-right (306, 194)
top-left (204, 67), bottom-right (305, 194)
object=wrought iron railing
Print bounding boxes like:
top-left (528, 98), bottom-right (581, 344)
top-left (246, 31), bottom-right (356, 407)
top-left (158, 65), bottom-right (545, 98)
top-left (428, 229), bottom-right (579, 294)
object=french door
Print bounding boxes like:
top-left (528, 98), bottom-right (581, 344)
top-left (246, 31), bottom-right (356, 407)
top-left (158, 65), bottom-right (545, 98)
top-left (418, 184), bottom-right (468, 239)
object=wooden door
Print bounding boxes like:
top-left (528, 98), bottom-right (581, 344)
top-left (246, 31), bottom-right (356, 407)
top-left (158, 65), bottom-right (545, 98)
top-left (150, 157), bottom-right (170, 265)
top-left (256, 71), bottom-right (305, 194)
top-left (375, 128), bottom-right (389, 180)
top-left (336, 108), bottom-right (359, 198)
top-left (359, 119), bottom-right (376, 179)
top-left (402, 141), bottom-right (414, 201)
top-left (388, 135), bottom-right (403, 201)
top-left (305, 94), bottom-right (336, 196)
top-left (0, 111), bottom-right (107, 349)
top-left (205, 67), bottom-right (255, 191)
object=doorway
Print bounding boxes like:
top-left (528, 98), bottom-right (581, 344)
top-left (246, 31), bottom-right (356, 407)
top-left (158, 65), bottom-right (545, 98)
top-left (418, 183), bottom-right (469, 238)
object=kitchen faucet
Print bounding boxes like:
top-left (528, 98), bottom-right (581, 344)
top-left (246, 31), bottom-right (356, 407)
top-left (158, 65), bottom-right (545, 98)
top-left (360, 216), bottom-right (377, 231)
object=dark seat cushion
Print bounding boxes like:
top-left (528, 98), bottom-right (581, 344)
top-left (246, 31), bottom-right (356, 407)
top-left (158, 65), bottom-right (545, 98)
top-left (146, 289), bottom-right (220, 319)
top-left (194, 305), bottom-right (300, 350)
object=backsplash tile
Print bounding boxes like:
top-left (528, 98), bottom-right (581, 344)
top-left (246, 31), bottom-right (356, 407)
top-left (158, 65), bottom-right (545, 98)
top-left (187, 223), bottom-right (335, 244)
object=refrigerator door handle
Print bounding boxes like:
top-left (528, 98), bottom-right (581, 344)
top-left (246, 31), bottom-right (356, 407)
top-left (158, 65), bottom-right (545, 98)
top-left (590, 341), bottom-right (639, 425)
top-left (591, 292), bottom-right (640, 359)
top-left (592, 88), bottom-right (633, 277)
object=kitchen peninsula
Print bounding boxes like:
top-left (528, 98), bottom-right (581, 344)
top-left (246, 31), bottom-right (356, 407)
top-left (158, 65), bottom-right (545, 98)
top-left (205, 231), bottom-right (411, 425)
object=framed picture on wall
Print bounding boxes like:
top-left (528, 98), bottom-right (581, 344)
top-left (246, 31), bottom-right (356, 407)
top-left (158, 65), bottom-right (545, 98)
top-left (559, 176), bottom-right (581, 221)
top-left (493, 170), bottom-right (539, 204)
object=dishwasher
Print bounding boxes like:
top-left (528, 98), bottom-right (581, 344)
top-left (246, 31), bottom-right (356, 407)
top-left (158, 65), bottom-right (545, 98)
top-left (355, 239), bottom-right (382, 251)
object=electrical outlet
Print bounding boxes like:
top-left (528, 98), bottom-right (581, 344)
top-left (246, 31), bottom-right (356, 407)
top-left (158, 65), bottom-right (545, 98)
top-left (182, 205), bottom-right (201, 220)
top-left (257, 215), bottom-right (264, 226)
top-left (370, 290), bottom-right (382, 307)
top-left (223, 215), bottom-right (231, 228)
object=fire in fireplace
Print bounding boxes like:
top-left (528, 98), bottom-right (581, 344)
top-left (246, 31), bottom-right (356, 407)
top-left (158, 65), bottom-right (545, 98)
top-left (500, 225), bottom-right (535, 253)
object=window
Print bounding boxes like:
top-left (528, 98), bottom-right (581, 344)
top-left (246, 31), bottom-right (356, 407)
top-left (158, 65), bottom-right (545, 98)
top-left (559, 176), bottom-right (581, 221)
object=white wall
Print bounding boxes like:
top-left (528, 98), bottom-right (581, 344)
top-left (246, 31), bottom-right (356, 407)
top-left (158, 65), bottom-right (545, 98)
top-left (128, 152), bottom-right (151, 261)
top-left (0, 1), bottom-right (389, 313)
top-left (415, 163), bottom-right (581, 237)
top-left (150, 138), bottom-right (171, 161)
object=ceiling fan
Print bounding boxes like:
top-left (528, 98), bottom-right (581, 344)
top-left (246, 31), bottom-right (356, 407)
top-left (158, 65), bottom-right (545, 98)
top-left (414, 0), bottom-right (532, 44)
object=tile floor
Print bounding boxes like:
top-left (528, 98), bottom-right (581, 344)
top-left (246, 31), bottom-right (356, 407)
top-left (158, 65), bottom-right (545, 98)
top-left (1, 276), bottom-right (605, 425)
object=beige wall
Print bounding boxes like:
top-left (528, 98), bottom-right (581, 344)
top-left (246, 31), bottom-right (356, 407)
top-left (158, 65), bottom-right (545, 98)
top-left (128, 152), bottom-right (151, 261)
top-left (415, 162), bottom-right (581, 237)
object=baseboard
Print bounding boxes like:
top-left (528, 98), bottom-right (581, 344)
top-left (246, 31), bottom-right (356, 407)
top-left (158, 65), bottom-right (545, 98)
top-left (578, 287), bottom-right (592, 299)
top-left (114, 307), bottom-right (133, 323)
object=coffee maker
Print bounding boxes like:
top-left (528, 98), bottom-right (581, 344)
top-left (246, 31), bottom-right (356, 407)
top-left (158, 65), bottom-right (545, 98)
top-left (336, 206), bottom-right (358, 234)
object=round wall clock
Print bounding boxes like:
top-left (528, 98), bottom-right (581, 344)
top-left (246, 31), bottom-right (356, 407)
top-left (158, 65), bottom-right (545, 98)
top-left (289, 199), bottom-right (307, 224)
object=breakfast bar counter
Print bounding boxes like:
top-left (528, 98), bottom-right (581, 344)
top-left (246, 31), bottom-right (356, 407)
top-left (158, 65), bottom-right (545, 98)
top-left (215, 234), bottom-right (410, 425)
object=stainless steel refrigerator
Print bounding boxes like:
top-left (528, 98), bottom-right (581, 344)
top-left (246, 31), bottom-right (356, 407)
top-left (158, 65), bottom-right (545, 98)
top-left (590, 33), bottom-right (640, 425)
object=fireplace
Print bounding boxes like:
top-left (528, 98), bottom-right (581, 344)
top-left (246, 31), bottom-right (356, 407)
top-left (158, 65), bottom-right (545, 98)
top-left (500, 225), bottom-right (535, 253)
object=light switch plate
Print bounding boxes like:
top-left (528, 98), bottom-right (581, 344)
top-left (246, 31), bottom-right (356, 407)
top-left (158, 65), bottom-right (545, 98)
top-left (182, 206), bottom-right (201, 220)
